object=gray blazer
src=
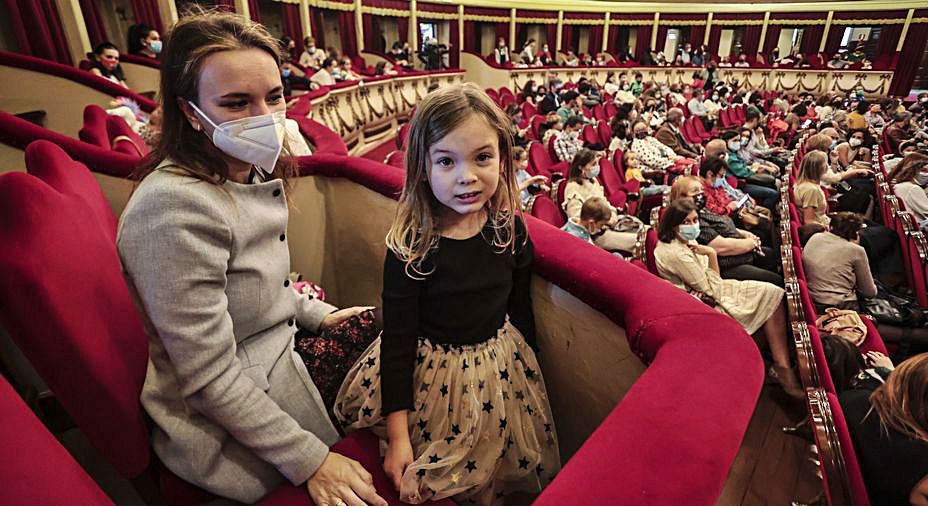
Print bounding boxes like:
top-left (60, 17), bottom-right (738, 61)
top-left (117, 164), bottom-right (340, 503)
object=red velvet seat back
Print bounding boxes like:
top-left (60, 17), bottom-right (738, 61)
top-left (597, 121), bottom-right (611, 147)
top-left (530, 115), bottom-right (545, 140)
top-left (529, 141), bottom-right (554, 179)
top-left (521, 101), bottom-right (536, 121)
top-left (547, 134), bottom-right (559, 162)
top-left (78, 104), bottom-right (110, 148)
top-left (582, 124), bottom-right (599, 146)
top-left (530, 194), bottom-right (567, 228)
top-left (384, 149), bottom-right (405, 169)
top-left (645, 228), bottom-right (659, 275)
top-left (612, 149), bottom-right (626, 182)
top-left (397, 122), bottom-right (411, 150)
top-left (598, 157), bottom-right (625, 200)
top-left (0, 141), bottom-right (150, 477)
top-left (106, 114), bottom-right (149, 157)
top-left (806, 325), bottom-right (838, 394)
top-left (0, 374), bottom-right (115, 505)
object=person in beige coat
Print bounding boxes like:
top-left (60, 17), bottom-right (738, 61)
top-left (116, 11), bottom-right (387, 505)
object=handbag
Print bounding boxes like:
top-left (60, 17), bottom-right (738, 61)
top-left (815, 308), bottom-right (867, 346)
top-left (738, 205), bottom-right (772, 228)
top-left (859, 280), bottom-right (928, 328)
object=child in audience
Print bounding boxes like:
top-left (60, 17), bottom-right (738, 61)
top-left (561, 197), bottom-right (626, 256)
top-left (540, 113), bottom-right (562, 144)
top-left (654, 199), bottom-right (801, 398)
top-left (335, 83), bottom-right (560, 504)
top-left (623, 150), bottom-right (669, 197)
top-left (513, 146), bottom-right (550, 208)
top-left (563, 149), bottom-right (642, 253)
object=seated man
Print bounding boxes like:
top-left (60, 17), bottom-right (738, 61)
top-left (280, 59), bottom-right (317, 96)
top-left (554, 116), bottom-right (585, 163)
top-left (656, 108), bottom-right (700, 159)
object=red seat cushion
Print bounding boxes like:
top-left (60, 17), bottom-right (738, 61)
top-left (0, 375), bottom-right (114, 505)
top-left (384, 150), bottom-right (405, 169)
top-left (826, 392), bottom-right (873, 506)
top-left (259, 430), bottom-right (455, 506)
top-left (106, 114), bottom-right (149, 157)
top-left (0, 140), bottom-right (151, 477)
top-left (530, 194), bottom-right (566, 228)
top-left (78, 104), bottom-right (109, 148)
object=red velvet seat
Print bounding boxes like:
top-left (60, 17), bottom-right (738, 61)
top-left (592, 104), bottom-right (607, 124)
top-left (384, 149), bottom-right (405, 169)
top-left (521, 101), bottom-right (536, 120)
top-left (106, 114), bottom-right (149, 157)
top-left (528, 141), bottom-right (556, 180)
top-left (530, 114), bottom-right (545, 140)
top-left (285, 112), bottom-right (349, 155)
top-left (547, 134), bottom-right (559, 163)
top-left (78, 104), bottom-right (110, 149)
top-left (528, 194), bottom-right (566, 228)
top-left (581, 124), bottom-right (599, 146)
top-left (598, 157), bottom-right (635, 211)
top-left (0, 375), bottom-right (114, 506)
top-left (826, 391), bottom-right (873, 506)
top-left (597, 121), bottom-right (611, 147)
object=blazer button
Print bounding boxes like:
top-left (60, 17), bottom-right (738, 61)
top-left (284, 279), bottom-right (290, 287)
top-left (273, 189), bottom-right (281, 197)
top-left (288, 319), bottom-right (295, 326)
top-left (279, 233), bottom-right (286, 241)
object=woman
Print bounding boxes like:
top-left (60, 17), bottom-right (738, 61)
top-left (520, 38), bottom-right (536, 64)
top-left (794, 151), bottom-right (831, 226)
top-left (839, 353), bottom-right (928, 506)
top-left (802, 212), bottom-right (877, 313)
top-left (128, 24), bottom-right (161, 59)
top-left (654, 200), bottom-right (801, 398)
top-left (116, 11), bottom-right (386, 505)
top-left (835, 128), bottom-right (873, 171)
top-left (87, 42), bottom-right (128, 88)
top-left (493, 37), bottom-right (510, 65)
top-left (888, 153), bottom-right (928, 227)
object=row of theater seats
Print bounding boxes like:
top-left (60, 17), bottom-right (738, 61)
top-left (779, 137), bottom-right (886, 506)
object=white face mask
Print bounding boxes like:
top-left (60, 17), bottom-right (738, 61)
top-left (190, 102), bottom-right (287, 175)
top-left (849, 138), bottom-right (862, 147)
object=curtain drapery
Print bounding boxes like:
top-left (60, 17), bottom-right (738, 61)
top-left (309, 8), bottom-right (325, 48)
top-left (5, 0), bottom-right (72, 64)
top-left (889, 19), bottom-right (928, 96)
top-left (448, 17), bottom-right (459, 68)
top-left (634, 24), bottom-right (652, 61)
top-left (281, 3), bottom-right (303, 56)
top-left (587, 24), bottom-right (603, 56)
top-left (799, 23), bottom-right (824, 55)
top-left (129, 0), bottom-right (163, 33)
top-left (689, 25), bottom-right (705, 49)
top-left (214, 0), bottom-right (233, 12)
top-left (337, 10), bottom-right (358, 57)
top-left (247, 0), bottom-right (260, 22)
top-left (79, 0), bottom-right (107, 47)
top-left (742, 24), bottom-right (763, 57)
top-left (763, 25), bottom-right (781, 55)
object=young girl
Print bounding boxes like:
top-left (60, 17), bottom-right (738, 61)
top-left (513, 146), bottom-right (550, 208)
top-left (335, 83), bottom-right (560, 505)
top-left (563, 149), bottom-right (642, 253)
top-left (623, 150), bottom-right (670, 197)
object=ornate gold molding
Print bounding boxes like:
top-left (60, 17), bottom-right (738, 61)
top-left (306, 0), bottom-right (353, 11)
top-left (710, 19), bottom-right (764, 26)
top-left (657, 19), bottom-right (706, 26)
top-left (517, 17), bottom-right (559, 24)
top-left (360, 5), bottom-right (409, 16)
top-left (608, 19), bottom-right (655, 26)
top-left (464, 14), bottom-right (510, 22)
top-left (417, 10), bottom-right (459, 20)
top-left (563, 18), bottom-right (605, 26)
top-left (767, 18), bottom-right (826, 25)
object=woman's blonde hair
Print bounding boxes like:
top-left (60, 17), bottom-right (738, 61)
top-left (669, 175), bottom-right (702, 203)
top-left (870, 353), bottom-right (928, 442)
top-left (797, 151), bottom-right (828, 183)
top-left (134, 7), bottom-right (296, 187)
top-left (386, 83), bottom-right (520, 277)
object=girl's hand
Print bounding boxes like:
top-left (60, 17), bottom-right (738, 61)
top-left (865, 351), bottom-right (894, 370)
top-left (383, 437), bottom-right (414, 492)
top-left (526, 175), bottom-right (549, 186)
top-left (321, 306), bottom-right (375, 331)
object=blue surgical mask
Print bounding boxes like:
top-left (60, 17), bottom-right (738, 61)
top-left (830, 140), bottom-right (838, 150)
top-left (728, 141), bottom-right (741, 151)
top-left (588, 166), bottom-right (601, 179)
top-left (679, 223), bottom-right (700, 241)
top-left (149, 40), bottom-right (162, 54)
top-left (711, 177), bottom-right (724, 188)
top-left (915, 172), bottom-right (928, 187)
top-left (281, 69), bottom-right (291, 78)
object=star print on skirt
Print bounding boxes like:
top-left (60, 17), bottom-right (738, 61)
top-left (333, 321), bottom-right (561, 505)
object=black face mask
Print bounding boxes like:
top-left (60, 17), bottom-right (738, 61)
top-left (693, 193), bottom-right (707, 210)
top-left (635, 131), bottom-right (649, 139)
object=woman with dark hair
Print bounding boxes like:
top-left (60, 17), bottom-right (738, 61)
top-left (521, 79), bottom-right (537, 104)
top-left (802, 212), bottom-right (877, 313)
top-left (87, 42), bottom-right (128, 88)
top-left (117, 10), bottom-right (385, 504)
top-left (835, 128), bottom-right (873, 171)
top-left (654, 199), bottom-right (800, 397)
top-left (128, 23), bottom-right (161, 58)
top-left (840, 353), bottom-right (928, 506)
top-left (888, 153), bottom-right (928, 227)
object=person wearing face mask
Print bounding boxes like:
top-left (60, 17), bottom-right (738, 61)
top-left (563, 149), bottom-right (642, 253)
top-left (888, 153), bottom-right (928, 228)
top-left (886, 112), bottom-right (915, 156)
top-left (116, 11), bottom-right (388, 505)
top-left (656, 108), bottom-right (700, 159)
top-left (129, 24), bottom-right (162, 59)
top-left (653, 199), bottom-right (800, 398)
top-left (300, 36), bottom-right (327, 69)
top-left (279, 59), bottom-right (315, 96)
top-left (631, 120), bottom-right (696, 177)
top-left (630, 73), bottom-right (644, 96)
top-left (87, 42), bottom-right (128, 88)
top-left (561, 196), bottom-right (623, 250)
top-left (835, 128), bottom-right (873, 171)
top-left (554, 116), bottom-right (585, 162)
top-left (865, 102), bottom-right (887, 134)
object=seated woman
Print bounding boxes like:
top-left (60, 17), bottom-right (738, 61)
top-left (888, 153), bottom-right (928, 228)
top-left (654, 199), bottom-right (801, 398)
top-left (563, 149), bottom-right (642, 253)
top-left (803, 212), bottom-right (877, 313)
top-left (128, 24), bottom-right (161, 59)
top-left (670, 176), bottom-right (782, 286)
top-left (835, 128), bottom-right (873, 172)
top-left (87, 42), bottom-right (128, 88)
top-left (839, 353), bottom-right (928, 506)
top-left (116, 11), bottom-right (385, 504)
top-left (630, 121), bottom-right (695, 176)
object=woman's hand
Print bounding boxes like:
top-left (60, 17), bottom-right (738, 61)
top-left (865, 351), bottom-right (894, 370)
top-left (383, 436), bottom-right (414, 492)
top-left (321, 306), bottom-right (375, 331)
top-left (306, 452), bottom-right (387, 506)
top-left (689, 243), bottom-right (715, 257)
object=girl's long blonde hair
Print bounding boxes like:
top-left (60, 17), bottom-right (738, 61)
top-left (870, 353), bottom-right (928, 442)
top-left (386, 83), bottom-right (520, 277)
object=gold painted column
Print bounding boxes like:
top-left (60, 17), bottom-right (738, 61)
top-left (898, 8), bottom-right (915, 51)
top-left (157, 0), bottom-right (178, 29)
top-left (704, 13), bottom-right (712, 46)
top-left (509, 8), bottom-right (517, 50)
top-left (758, 11), bottom-right (770, 54)
top-left (53, 0), bottom-right (91, 64)
top-left (234, 0), bottom-right (250, 21)
top-left (354, 0), bottom-right (364, 52)
top-left (300, 0), bottom-right (311, 38)
top-left (556, 10), bottom-right (563, 53)
top-left (458, 4), bottom-right (464, 65)
top-left (651, 13), bottom-right (659, 52)
top-left (819, 11), bottom-right (833, 54)
top-left (410, 0), bottom-right (418, 51)
top-left (602, 12), bottom-right (611, 53)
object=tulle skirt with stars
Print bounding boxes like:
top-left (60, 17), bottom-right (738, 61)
top-left (333, 321), bottom-right (561, 505)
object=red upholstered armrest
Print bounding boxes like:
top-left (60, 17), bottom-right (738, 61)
top-left (286, 113), bottom-right (349, 156)
top-left (0, 376), bottom-right (114, 505)
top-left (0, 50), bottom-right (158, 112)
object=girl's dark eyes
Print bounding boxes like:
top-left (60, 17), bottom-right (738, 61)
top-left (436, 157), bottom-right (454, 167)
top-left (476, 153), bottom-right (493, 162)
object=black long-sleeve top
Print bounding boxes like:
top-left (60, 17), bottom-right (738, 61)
top-left (380, 217), bottom-right (536, 415)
